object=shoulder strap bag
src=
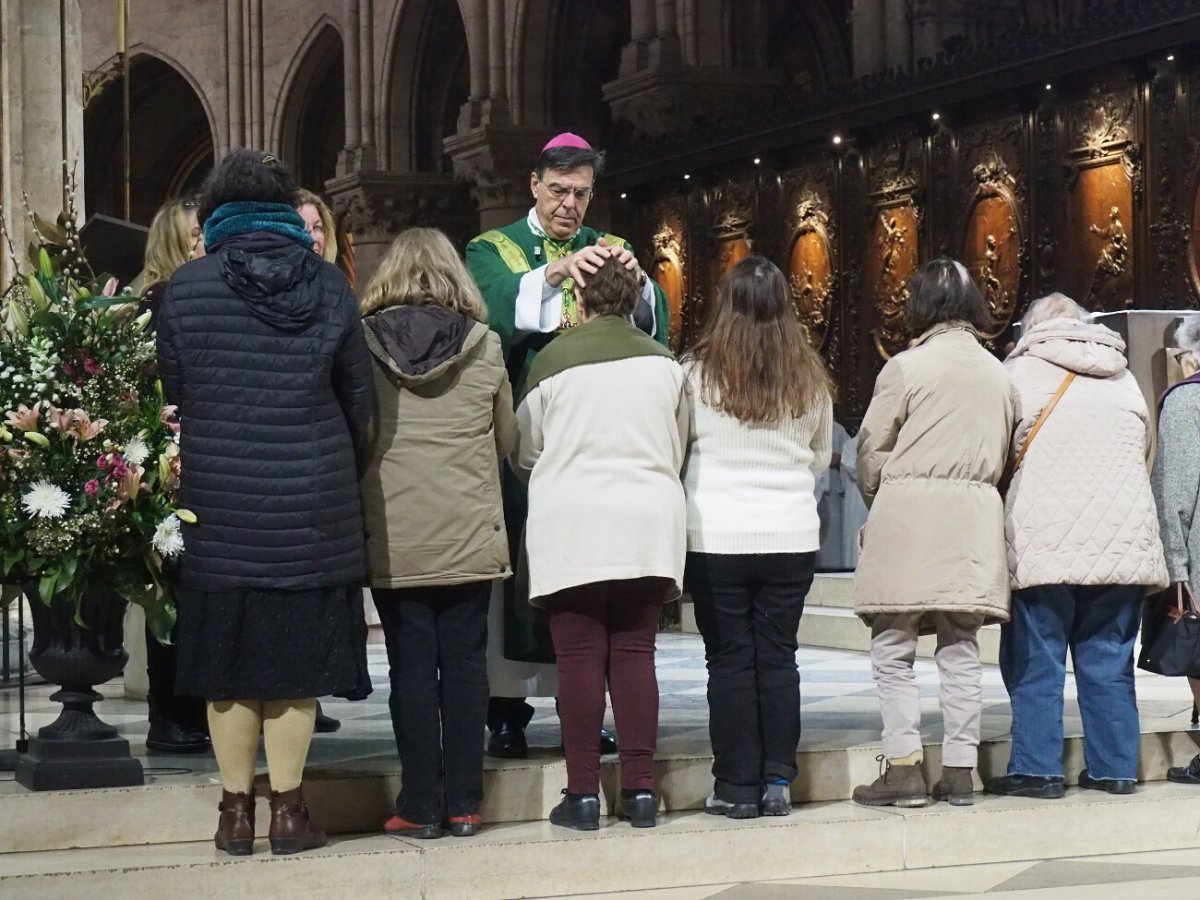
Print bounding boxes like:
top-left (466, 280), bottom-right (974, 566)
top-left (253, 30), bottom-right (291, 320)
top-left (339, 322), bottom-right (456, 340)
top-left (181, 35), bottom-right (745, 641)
top-left (998, 371), bottom-right (1076, 495)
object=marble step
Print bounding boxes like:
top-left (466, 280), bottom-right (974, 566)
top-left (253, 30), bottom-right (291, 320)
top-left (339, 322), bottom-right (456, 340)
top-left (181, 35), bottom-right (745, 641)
top-left (4, 783), bottom-right (1200, 900)
top-left (2, 722), bottom-right (1198, 855)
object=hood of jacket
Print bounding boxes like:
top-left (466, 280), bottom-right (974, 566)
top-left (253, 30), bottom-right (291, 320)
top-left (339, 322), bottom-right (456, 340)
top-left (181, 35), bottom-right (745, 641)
top-left (1007, 316), bottom-right (1128, 378)
top-left (216, 233), bottom-right (324, 331)
top-left (363, 304), bottom-right (482, 384)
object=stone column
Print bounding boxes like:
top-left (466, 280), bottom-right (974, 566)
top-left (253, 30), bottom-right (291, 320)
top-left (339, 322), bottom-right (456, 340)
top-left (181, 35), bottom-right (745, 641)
top-left (852, 0), bottom-right (887, 77)
top-left (444, 127), bottom-right (547, 232)
top-left (884, 0), bottom-right (913, 72)
top-left (225, 0), bottom-right (243, 152)
top-left (0, 0), bottom-right (85, 287)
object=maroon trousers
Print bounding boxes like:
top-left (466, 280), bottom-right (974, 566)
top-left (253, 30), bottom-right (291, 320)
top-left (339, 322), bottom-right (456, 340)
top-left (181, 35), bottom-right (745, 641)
top-left (546, 578), bottom-right (667, 795)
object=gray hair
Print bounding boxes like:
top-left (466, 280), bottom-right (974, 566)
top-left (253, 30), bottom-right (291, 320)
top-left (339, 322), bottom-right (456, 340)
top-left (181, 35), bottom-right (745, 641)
top-left (1023, 292), bottom-right (1088, 330)
top-left (1175, 314), bottom-right (1200, 353)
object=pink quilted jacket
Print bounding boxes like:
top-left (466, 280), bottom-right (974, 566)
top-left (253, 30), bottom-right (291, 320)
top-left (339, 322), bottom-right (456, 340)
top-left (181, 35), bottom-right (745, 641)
top-left (1004, 318), bottom-right (1168, 591)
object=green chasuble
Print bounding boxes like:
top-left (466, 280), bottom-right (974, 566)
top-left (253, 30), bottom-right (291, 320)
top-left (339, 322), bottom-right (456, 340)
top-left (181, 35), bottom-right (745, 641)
top-left (465, 215), bottom-right (670, 665)
top-left (465, 217), bottom-right (670, 398)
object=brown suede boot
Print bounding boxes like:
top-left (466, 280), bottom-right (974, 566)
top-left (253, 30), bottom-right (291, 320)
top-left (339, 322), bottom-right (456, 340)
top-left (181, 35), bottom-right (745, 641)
top-left (852, 755), bottom-right (930, 808)
top-left (932, 766), bottom-right (975, 806)
top-left (268, 786), bottom-right (327, 856)
top-left (214, 789), bottom-right (255, 856)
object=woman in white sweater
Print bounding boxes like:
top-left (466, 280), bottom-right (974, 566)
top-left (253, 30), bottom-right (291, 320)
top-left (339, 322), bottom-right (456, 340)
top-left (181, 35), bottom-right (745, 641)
top-left (681, 256), bottom-right (833, 819)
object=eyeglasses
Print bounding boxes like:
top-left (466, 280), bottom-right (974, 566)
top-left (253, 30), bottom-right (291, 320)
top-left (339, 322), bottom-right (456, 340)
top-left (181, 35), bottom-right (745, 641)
top-left (542, 183), bottom-right (594, 202)
top-left (1168, 347), bottom-right (1193, 362)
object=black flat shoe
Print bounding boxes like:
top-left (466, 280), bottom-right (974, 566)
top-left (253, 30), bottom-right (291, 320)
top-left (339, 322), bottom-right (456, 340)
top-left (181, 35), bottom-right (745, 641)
top-left (617, 789), bottom-right (657, 828)
top-left (985, 774), bottom-right (1065, 799)
top-left (1169, 753), bottom-right (1200, 784)
top-left (146, 719), bottom-right (211, 754)
top-left (704, 791), bottom-right (759, 819)
top-left (314, 702), bottom-right (341, 734)
top-left (549, 791), bottom-right (600, 831)
top-left (600, 729), bottom-right (618, 755)
top-left (487, 721), bottom-right (529, 759)
top-left (1078, 769), bottom-right (1135, 795)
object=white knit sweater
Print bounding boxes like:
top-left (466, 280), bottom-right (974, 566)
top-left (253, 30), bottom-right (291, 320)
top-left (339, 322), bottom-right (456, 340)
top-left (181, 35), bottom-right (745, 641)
top-left (681, 362), bottom-right (833, 554)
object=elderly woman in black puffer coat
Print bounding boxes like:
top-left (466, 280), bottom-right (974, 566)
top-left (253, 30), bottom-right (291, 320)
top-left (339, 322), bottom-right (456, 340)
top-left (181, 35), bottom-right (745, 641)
top-left (156, 149), bottom-right (373, 857)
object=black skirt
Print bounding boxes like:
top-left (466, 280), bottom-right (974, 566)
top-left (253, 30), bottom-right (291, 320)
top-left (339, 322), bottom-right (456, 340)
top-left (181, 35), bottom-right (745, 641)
top-left (175, 584), bottom-right (371, 701)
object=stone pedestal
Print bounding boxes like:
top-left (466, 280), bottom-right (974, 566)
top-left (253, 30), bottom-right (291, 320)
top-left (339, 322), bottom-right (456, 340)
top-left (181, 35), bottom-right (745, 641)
top-left (444, 126), bottom-right (549, 232)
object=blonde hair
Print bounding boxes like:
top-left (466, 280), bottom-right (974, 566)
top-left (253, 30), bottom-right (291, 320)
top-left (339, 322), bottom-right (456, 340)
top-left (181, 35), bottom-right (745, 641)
top-left (294, 188), bottom-right (338, 264)
top-left (142, 199), bottom-right (195, 288)
top-left (360, 227), bottom-right (487, 321)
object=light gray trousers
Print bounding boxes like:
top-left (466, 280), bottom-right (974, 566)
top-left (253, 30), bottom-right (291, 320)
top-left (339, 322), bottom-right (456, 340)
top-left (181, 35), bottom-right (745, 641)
top-left (870, 611), bottom-right (985, 768)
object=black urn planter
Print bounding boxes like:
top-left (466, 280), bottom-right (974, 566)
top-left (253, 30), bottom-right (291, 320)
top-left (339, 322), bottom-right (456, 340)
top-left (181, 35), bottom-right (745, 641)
top-left (15, 590), bottom-right (144, 790)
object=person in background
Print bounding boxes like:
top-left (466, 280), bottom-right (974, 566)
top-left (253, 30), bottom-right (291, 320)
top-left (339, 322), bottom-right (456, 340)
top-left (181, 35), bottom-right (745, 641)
top-left (510, 255), bottom-right (686, 831)
top-left (681, 256), bottom-right (833, 820)
top-left (294, 186), bottom-right (345, 736)
top-left (359, 227), bottom-right (517, 839)
top-left (158, 150), bottom-right (373, 856)
top-left (851, 258), bottom-right (1013, 809)
top-left (987, 293), bottom-right (1166, 800)
top-left (135, 197), bottom-right (209, 754)
top-left (466, 132), bottom-right (669, 760)
top-left (1153, 314), bottom-right (1200, 786)
top-left (814, 421), bottom-right (848, 571)
top-left (840, 423), bottom-right (869, 570)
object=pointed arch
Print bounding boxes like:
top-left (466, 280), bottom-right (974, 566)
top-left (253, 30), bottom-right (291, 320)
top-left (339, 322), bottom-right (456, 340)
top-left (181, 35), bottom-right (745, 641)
top-left (380, 0), bottom-right (469, 172)
top-left (83, 49), bottom-right (216, 224)
top-left (273, 17), bottom-right (345, 190)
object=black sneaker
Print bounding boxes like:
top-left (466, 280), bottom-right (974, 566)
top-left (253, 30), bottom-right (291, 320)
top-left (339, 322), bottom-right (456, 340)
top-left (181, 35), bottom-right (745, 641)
top-left (1168, 753), bottom-right (1200, 785)
top-left (1078, 769), bottom-right (1135, 795)
top-left (146, 719), bottom-right (211, 754)
top-left (985, 773), bottom-right (1065, 799)
top-left (549, 790), bottom-right (600, 831)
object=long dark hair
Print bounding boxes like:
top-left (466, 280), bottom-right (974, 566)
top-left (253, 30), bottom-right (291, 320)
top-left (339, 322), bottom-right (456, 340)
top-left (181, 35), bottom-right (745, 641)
top-left (686, 256), bottom-right (834, 424)
top-left (198, 150), bottom-right (298, 224)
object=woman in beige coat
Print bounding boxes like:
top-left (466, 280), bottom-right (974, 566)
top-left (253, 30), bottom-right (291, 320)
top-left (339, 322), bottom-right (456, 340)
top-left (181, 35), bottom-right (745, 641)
top-left (359, 228), bottom-right (517, 839)
top-left (852, 258), bottom-right (1013, 809)
top-left (988, 294), bottom-right (1166, 801)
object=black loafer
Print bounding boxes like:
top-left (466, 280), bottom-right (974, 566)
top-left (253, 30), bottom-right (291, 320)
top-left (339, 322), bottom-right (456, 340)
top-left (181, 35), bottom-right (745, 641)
top-left (617, 789), bottom-right (657, 828)
top-left (985, 774), bottom-right (1065, 799)
top-left (1168, 753), bottom-right (1200, 785)
top-left (314, 702), bottom-right (341, 734)
top-left (549, 791), bottom-right (600, 831)
top-left (600, 729), bottom-right (619, 755)
top-left (486, 722), bottom-right (529, 759)
top-left (1078, 769), bottom-right (1135, 795)
top-left (146, 719), bottom-right (211, 754)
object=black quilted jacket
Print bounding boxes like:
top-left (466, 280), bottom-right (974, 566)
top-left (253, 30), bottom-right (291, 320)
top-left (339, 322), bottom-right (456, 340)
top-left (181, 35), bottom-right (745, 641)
top-left (156, 232), bottom-right (372, 591)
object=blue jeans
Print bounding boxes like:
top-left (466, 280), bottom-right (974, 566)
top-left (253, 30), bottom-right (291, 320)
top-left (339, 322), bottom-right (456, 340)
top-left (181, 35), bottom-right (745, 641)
top-left (999, 583), bottom-right (1142, 780)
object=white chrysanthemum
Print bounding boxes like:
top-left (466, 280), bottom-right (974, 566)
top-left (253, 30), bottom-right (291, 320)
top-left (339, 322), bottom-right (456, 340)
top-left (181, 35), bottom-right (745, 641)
top-left (22, 480), bottom-right (71, 519)
top-left (123, 435), bottom-right (150, 466)
top-left (152, 514), bottom-right (185, 559)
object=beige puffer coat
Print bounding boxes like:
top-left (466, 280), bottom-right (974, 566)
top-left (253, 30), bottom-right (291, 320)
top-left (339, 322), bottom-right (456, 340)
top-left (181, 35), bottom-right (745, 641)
top-left (854, 323), bottom-right (1014, 626)
top-left (1004, 317), bottom-right (1168, 591)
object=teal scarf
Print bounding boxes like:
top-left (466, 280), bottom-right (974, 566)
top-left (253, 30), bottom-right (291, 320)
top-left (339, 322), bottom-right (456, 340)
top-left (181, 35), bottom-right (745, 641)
top-left (203, 201), bottom-right (313, 249)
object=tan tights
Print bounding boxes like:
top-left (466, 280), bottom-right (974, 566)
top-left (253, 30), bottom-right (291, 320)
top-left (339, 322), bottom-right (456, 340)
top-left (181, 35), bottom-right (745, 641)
top-left (207, 698), bottom-right (317, 794)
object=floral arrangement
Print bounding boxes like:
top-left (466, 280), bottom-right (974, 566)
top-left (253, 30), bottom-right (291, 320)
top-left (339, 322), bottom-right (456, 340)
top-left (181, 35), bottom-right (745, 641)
top-left (0, 183), bottom-right (189, 638)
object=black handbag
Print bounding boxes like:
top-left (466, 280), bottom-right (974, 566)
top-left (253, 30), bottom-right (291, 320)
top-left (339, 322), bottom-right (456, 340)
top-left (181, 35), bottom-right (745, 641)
top-left (1138, 583), bottom-right (1200, 678)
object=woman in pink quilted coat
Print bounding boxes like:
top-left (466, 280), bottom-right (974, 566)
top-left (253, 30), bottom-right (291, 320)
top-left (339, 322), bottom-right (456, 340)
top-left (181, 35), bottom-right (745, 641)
top-left (987, 293), bottom-right (1167, 802)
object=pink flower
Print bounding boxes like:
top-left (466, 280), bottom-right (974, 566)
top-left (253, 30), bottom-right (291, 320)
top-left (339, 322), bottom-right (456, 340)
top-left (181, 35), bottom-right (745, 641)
top-left (110, 456), bottom-right (129, 479)
top-left (48, 408), bottom-right (73, 432)
top-left (101, 277), bottom-right (119, 298)
top-left (82, 355), bottom-right (103, 376)
top-left (70, 411), bottom-right (107, 442)
top-left (84, 479), bottom-right (100, 497)
top-left (115, 464), bottom-right (144, 501)
top-left (159, 405), bottom-right (181, 435)
top-left (4, 405), bottom-right (39, 432)
top-left (96, 453), bottom-right (111, 471)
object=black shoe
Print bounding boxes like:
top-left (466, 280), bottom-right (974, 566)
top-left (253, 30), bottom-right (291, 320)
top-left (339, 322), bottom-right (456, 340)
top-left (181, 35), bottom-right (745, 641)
top-left (600, 729), bottom-right (618, 755)
top-left (486, 721), bottom-right (529, 759)
top-left (1078, 769), bottom-right (1135, 795)
top-left (549, 791), bottom-right (600, 831)
top-left (314, 702), bottom-right (341, 734)
top-left (704, 791), bottom-right (760, 819)
top-left (617, 789), bottom-right (657, 828)
top-left (1168, 753), bottom-right (1200, 785)
top-left (146, 719), bottom-right (211, 754)
top-left (985, 774), bottom-right (1065, 799)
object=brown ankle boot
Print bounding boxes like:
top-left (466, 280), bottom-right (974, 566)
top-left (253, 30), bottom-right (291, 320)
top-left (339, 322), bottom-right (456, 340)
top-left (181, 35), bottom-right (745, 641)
top-left (268, 786), bottom-right (327, 855)
top-left (214, 789), bottom-right (255, 855)
top-left (932, 766), bottom-right (975, 806)
top-left (852, 755), bottom-right (930, 808)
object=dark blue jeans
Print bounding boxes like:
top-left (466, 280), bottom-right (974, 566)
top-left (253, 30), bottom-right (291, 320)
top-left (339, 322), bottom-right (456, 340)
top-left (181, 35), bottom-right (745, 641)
top-left (685, 551), bottom-right (815, 804)
top-left (999, 583), bottom-right (1142, 781)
